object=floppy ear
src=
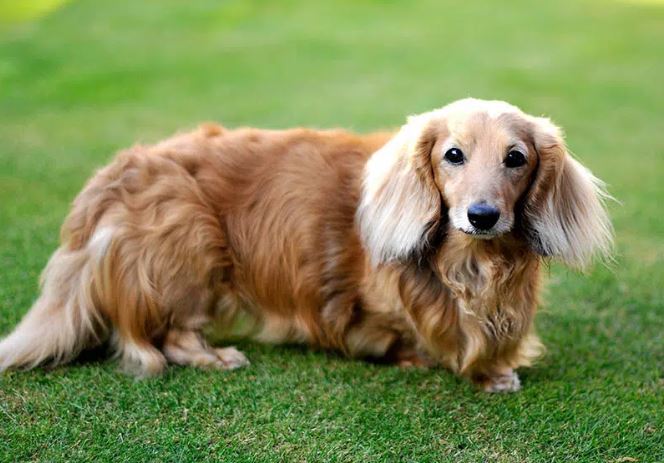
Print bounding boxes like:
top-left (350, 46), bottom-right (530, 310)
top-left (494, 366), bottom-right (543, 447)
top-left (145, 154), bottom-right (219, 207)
top-left (523, 117), bottom-right (613, 269)
top-left (357, 115), bottom-right (442, 265)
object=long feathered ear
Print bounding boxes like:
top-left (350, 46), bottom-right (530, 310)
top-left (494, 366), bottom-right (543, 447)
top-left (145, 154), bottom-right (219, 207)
top-left (357, 115), bottom-right (442, 265)
top-left (523, 117), bottom-right (614, 269)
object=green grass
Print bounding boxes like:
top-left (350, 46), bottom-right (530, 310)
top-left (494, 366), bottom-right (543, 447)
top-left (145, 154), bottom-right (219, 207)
top-left (0, 0), bottom-right (663, 461)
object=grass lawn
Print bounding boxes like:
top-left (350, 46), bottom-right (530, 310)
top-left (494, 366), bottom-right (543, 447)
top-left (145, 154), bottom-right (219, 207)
top-left (0, 0), bottom-right (662, 461)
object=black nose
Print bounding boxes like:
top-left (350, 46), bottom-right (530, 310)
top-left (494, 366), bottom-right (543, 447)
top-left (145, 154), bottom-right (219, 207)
top-left (467, 203), bottom-right (500, 230)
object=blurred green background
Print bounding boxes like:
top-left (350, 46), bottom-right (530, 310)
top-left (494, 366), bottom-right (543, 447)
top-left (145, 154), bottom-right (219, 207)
top-left (0, 0), bottom-right (662, 462)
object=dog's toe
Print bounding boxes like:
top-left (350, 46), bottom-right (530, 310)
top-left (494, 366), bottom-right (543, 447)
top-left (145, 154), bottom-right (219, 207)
top-left (482, 371), bottom-right (521, 393)
top-left (214, 347), bottom-right (250, 370)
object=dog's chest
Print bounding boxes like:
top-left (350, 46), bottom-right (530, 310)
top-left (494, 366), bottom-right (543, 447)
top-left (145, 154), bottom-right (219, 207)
top-left (439, 248), bottom-right (529, 347)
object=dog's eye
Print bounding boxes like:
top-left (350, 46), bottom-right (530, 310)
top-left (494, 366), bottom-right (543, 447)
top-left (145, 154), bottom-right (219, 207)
top-left (444, 148), bottom-right (465, 165)
top-left (504, 150), bottom-right (527, 168)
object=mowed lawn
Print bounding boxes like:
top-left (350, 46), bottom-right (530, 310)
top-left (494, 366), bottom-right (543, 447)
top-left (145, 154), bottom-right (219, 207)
top-left (0, 0), bottom-right (662, 461)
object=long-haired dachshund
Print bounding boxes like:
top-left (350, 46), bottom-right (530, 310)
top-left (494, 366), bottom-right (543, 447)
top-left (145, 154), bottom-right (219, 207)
top-left (0, 99), bottom-right (612, 391)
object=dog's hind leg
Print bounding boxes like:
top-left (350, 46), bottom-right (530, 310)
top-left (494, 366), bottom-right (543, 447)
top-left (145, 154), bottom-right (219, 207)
top-left (114, 336), bottom-right (167, 377)
top-left (162, 329), bottom-right (249, 370)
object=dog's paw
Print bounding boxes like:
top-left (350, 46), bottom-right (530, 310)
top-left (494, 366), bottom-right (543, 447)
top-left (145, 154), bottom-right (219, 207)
top-left (214, 347), bottom-right (250, 370)
top-left (482, 370), bottom-right (521, 393)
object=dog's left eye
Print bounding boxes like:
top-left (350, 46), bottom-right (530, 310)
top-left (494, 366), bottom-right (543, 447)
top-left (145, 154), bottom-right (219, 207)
top-left (504, 150), bottom-right (527, 168)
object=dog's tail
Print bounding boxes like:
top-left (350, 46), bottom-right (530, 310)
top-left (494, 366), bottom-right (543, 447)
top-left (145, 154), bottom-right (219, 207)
top-left (0, 238), bottom-right (110, 371)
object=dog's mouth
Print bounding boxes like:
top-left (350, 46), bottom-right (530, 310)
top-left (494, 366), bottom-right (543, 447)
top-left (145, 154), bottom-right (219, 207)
top-left (458, 227), bottom-right (500, 239)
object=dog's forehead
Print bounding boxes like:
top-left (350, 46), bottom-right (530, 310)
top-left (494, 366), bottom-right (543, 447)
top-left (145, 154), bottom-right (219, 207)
top-left (446, 98), bottom-right (521, 118)
top-left (433, 99), bottom-right (530, 145)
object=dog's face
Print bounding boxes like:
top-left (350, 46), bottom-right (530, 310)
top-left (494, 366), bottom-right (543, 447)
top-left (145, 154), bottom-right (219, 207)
top-left (427, 100), bottom-right (537, 238)
top-left (358, 98), bottom-right (613, 268)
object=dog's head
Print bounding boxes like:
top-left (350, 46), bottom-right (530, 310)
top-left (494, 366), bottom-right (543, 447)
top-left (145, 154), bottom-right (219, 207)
top-left (358, 98), bottom-right (613, 269)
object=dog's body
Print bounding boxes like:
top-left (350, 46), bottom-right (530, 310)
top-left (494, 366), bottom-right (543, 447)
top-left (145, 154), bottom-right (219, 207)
top-left (0, 99), bottom-right (612, 391)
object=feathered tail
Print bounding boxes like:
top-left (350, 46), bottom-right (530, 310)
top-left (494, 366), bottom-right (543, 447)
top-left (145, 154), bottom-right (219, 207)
top-left (0, 242), bottom-right (108, 371)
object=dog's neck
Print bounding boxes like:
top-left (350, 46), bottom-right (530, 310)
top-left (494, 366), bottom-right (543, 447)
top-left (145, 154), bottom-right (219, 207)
top-left (433, 229), bottom-right (538, 310)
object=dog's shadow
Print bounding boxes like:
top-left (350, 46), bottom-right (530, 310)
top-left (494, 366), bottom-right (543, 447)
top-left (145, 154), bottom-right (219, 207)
top-left (63, 338), bottom-right (563, 394)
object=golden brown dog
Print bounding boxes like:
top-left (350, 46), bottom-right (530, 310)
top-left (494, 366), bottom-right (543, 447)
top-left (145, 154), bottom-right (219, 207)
top-left (0, 98), bottom-right (612, 391)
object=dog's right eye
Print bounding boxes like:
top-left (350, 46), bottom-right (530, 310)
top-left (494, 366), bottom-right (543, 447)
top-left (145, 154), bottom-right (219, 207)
top-left (444, 148), bottom-right (465, 165)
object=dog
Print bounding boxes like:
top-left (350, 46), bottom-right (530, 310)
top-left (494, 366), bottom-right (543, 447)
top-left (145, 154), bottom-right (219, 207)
top-left (0, 98), bottom-right (613, 392)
